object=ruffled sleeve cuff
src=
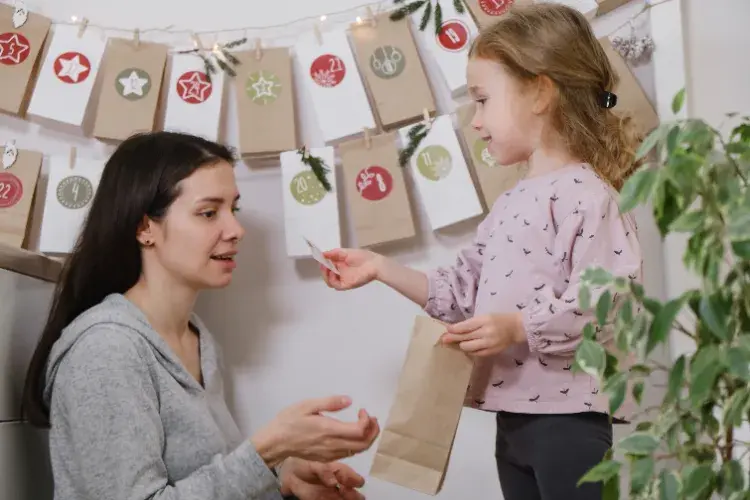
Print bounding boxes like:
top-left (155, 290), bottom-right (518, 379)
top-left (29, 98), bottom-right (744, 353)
top-left (522, 293), bottom-right (553, 352)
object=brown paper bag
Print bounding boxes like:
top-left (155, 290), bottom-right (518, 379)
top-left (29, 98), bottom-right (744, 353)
top-left (464, 0), bottom-right (534, 29)
top-left (0, 5), bottom-right (51, 115)
top-left (349, 13), bottom-right (436, 130)
top-left (370, 315), bottom-right (473, 495)
top-left (600, 37), bottom-right (660, 135)
top-left (233, 47), bottom-right (297, 158)
top-left (456, 104), bottom-right (527, 210)
top-left (596, 0), bottom-right (631, 15)
top-left (339, 131), bottom-right (415, 247)
top-left (92, 38), bottom-right (168, 141)
top-left (0, 147), bottom-right (42, 248)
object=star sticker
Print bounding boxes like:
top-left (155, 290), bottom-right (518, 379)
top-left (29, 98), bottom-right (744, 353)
top-left (0, 32), bottom-right (30, 65)
top-left (56, 53), bottom-right (90, 83)
top-left (251, 75), bottom-right (276, 100)
top-left (119, 70), bottom-right (149, 97)
top-left (177, 71), bottom-right (212, 103)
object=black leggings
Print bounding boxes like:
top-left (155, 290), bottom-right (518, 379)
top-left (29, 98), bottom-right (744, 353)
top-left (495, 411), bottom-right (613, 500)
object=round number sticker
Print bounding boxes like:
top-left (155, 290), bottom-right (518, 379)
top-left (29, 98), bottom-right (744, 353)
top-left (246, 70), bottom-right (282, 105)
top-left (356, 166), bottom-right (393, 201)
top-left (290, 171), bottom-right (327, 206)
top-left (176, 71), bottom-right (213, 104)
top-left (436, 20), bottom-right (470, 52)
top-left (369, 45), bottom-right (406, 80)
top-left (115, 68), bottom-right (152, 101)
top-left (0, 32), bottom-right (31, 66)
top-left (53, 51), bottom-right (92, 84)
top-left (472, 138), bottom-right (496, 167)
top-left (310, 54), bottom-right (346, 88)
top-left (416, 145), bottom-right (453, 181)
top-left (0, 172), bottom-right (23, 208)
top-left (479, 0), bottom-right (514, 16)
top-left (56, 175), bottom-right (93, 210)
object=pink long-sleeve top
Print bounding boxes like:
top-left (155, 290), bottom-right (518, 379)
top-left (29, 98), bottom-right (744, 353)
top-left (424, 163), bottom-right (642, 420)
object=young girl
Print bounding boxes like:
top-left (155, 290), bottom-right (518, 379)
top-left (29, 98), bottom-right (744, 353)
top-left (320, 4), bottom-right (643, 499)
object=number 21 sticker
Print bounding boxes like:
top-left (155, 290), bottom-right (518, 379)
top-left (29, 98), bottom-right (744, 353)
top-left (310, 54), bottom-right (346, 88)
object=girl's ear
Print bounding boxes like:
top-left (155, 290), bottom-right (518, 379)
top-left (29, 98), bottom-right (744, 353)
top-left (136, 216), bottom-right (155, 246)
top-left (531, 75), bottom-right (557, 115)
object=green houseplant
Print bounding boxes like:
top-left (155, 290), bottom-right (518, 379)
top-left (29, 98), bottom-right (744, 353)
top-left (573, 89), bottom-right (750, 500)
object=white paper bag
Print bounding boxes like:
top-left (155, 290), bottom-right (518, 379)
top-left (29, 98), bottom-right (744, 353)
top-left (399, 115), bottom-right (483, 230)
top-left (26, 24), bottom-right (107, 126)
top-left (162, 53), bottom-right (225, 141)
top-left (294, 29), bottom-right (375, 143)
top-left (411, 2), bottom-right (478, 95)
top-left (39, 154), bottom-right (104, 254)
top-left (280, 147), bottom-right (341, 258)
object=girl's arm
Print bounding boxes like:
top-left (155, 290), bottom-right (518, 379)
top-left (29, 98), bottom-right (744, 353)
top-left (522, 192), bottom-right (642, 356)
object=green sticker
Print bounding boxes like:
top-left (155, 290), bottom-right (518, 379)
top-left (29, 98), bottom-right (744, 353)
top-left (115, 68), bottom-right (151, 101)
top-left (56, 175), bottom-right (93, 209)
top-left (246, 70), bottom-right (282, 105)
top-left (370, 45), bottom-right (406, 79)
top-left (416, 145), bottom-right (453, 181)
top-left (290, 171), bottom-right (326, 206)
top-left (472, 138), bottom-right (496, 167)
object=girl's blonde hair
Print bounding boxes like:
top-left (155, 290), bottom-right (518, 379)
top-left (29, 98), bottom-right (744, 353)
top-left (469, 3), bottom-right (642, 190)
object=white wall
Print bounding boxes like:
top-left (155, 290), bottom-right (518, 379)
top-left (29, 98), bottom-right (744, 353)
top-left (1, 0), bottom-right (745, 498)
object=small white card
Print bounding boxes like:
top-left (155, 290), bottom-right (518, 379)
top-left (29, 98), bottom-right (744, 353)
top-left (304, 237), bottom-right (340, 275)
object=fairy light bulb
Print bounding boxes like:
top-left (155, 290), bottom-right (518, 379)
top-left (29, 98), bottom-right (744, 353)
top-left (355, 16), bottom-right (363, 24)
top-left (70, 15), bottom-right (78, 22)
top-left (320, 15), bottom-right (327, 21)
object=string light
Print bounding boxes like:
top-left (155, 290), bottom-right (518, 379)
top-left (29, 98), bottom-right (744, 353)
top-left (355, 16), bottom-right (363, 24)
top-left (70, 15), bottom-right (77, 22)
top-left (320, 15), bottom-right (327, 22)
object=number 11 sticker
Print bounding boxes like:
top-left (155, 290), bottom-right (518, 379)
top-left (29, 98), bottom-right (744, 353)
top-left (304, 237), bottom-right (340, 275)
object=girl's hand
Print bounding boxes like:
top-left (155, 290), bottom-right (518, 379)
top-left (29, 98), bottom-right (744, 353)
top-left (320, 248), bottom-right (383, 291)
top-left (252, 396), bottom-right (380, 465)
top-left (440, 313), bottom-right (527, 357)
top-left (279, 458), bottom-right (366, 500)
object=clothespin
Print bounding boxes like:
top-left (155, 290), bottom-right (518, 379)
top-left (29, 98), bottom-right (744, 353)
top-left (366, 6), bottom-right (377, 26)
top-left (69, 146), bottom-right (77, 170)
top-left (133, 28), bottom-right (141, 48)
top-left (363, 128), bottom-right (372, 150)
top-left (313, 23), bottom-right (323, 45)
top-left (191, 32), bottom-right (204, 51)
top-left (255, 38), bottom-right (263, 60)
top-left (76, 17), bottom-right (89, 38)
top-left (422, 108), bottom-right (433, 129)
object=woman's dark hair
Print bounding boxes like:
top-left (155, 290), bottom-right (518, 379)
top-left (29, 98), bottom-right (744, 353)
top-left (23, 131), bottom-right (235, 428)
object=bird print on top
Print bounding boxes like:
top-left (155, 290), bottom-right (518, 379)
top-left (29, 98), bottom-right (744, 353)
top-left (423, 164), bottom-right (642, 421)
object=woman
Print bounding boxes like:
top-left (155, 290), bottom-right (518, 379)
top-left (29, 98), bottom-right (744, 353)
top-left (23, 131), bottom-right (380, 500)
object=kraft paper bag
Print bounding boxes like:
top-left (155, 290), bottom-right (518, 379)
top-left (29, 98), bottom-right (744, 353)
top-left (370, 315), bottom-right (473, 495)
top-left (596, 0), bottom-right (631, 15)
top-left (339, 131), bottom-right (415, 248)
top-left (92, 38), bottom-right (168, 141)
top-left (464, 0), bottom-right (534, 29)
top-left (349, 13), bottom-right (436, 130)
top-left (233, 47), bottom-right (297, 158)
top-left (0, 4), bottom-right (51, 115)
top-left (456, 104), bottom-right (527, 210)
top-left (0, 146), bottom-right (42, 248)
top-left (599, 37), bottom-right (660, 135)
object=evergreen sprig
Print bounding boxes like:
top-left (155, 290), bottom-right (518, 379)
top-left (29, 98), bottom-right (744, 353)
top-left (177, 37), bottom-right (247, 83)
top-left (398, 122), bottom-right (430, 167)
top-left (297, 147), bottom-right (333, 192)
top-left (390, 0), bottom-right (465, 34)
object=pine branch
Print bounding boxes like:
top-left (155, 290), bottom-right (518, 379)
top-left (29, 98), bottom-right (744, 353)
top-left (223, 37), bottom-right (247, 49)
top-left (297, 147), bottom-right (333, 192)
top-left (419, 1), bottom-right (432, 31)
top-left (390, 0), bottom-right (427, 21)
top-left (398, 123), bottom-right (429, 167)
top-left (453, 0), bottom-right (465, 14)
top-left (434, 2), bottom-right (443, 34)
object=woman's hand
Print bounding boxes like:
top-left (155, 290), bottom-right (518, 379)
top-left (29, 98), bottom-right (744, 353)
top-left (279, 458), bottom-right (366, 500)
top-left (440, 313), bottom-right (527, 357)
top-left (252, 396), bottom-right (380, 466)
top-left (320, 249), bottom-right (382, 291)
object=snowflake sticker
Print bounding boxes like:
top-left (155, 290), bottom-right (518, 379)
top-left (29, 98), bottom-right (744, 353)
top-left (246, 70), bottom-right (282, 105)
top-left (416, 145), bottom-right (453, 181)
top-left (176, 71), bottom-right (212, 104)
top-left (310, 54), bottom-right (346, 88)
top-left (436, 20), bottom-right (469, 52)
top-left (53, 52), bottom-right (91, 84)
top-left (0, 172), bottom-right (23, 208)
top-left (290, 171), bottom-right (327, 206)
top-left (472, 138), bottom-right (497, 167)
top-left (370, 45), bottom-right (406, 80)
top-left (356, 166), bottom-right (393, 201)
top-left (0, 32), bottom-right (30, 66)
top-left (115, 68), bottom-right (151, 101)
top-left (479, 0), bottom-right (514, 16)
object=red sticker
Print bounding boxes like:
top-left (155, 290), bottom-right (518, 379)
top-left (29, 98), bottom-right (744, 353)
top-left (0, 172), bottom-right (23, 208)
top-left (479, 0), bottom-right (514, 16)
top-left (356, 166), bottom-right (393, 202)
top-left (176, 71), bottom-right (213, 104)
top-left (0, 32), bottom-right (30, 66)
top-left (53, 51), bottom-right (91, 84)
top-left (437, 20), bottom-right (470, 52)
top-left (310, 54), bottom-right (346, 88)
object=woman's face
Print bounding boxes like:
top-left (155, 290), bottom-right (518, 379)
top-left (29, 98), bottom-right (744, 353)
top-left (139, 160), bottom-right (245, 290)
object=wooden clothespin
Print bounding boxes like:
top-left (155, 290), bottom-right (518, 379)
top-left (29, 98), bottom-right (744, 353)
top-left (366, 6), bottom-right (377, 26)
top-left (191, 32), bottom-right (204, 51)
top-left (133, 28), bottom-right (141, 48)
top-left (255, 38), bottom-right (263, 60)
top-left (69, 146), bottom-right (77, 170)
top-left (313, 23), bottom-right (323, 45)
top-left (363, 128), bottom-right (372, 149)
top-left (76, 17), bottom-right (89, 38)
top-left (423, 108), bottom-right (432, 125)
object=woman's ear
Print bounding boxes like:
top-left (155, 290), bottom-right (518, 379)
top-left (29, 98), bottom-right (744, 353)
top-left (136, 217), bottom-right (155, 247)
top-left (531, 75), bottom-right (557, 115)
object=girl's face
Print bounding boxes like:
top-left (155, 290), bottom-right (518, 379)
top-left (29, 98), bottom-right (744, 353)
top-left (467, 57), bottom-right (542, 166)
